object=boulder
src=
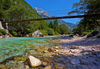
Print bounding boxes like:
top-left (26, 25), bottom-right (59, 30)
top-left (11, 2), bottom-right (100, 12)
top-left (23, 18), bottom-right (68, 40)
top-left (28, 56), bottom-right (41, 67)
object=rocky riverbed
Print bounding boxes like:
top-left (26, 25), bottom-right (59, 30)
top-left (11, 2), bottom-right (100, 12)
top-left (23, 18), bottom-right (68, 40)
top-left (0, 36), bottom-right (100, 69)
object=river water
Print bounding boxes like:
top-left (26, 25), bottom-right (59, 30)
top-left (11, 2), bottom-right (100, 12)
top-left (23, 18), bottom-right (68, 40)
top-left (0, 36), bottom-right (70, 63)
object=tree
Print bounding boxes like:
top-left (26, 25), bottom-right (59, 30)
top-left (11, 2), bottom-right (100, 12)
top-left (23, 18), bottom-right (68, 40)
top-left (0, 0), bottom-right (12, 21)
top-left (46, 28), bottom-right (55, 35)
top-left (69, 0), bottom-right (100, 35)
top-left (49, 21), bottom-right (53, 28)
top-left (53, 20), bottom-right (60, 34)
top-left (7, 5), bottom-right (28, 20)
top-left (59, 24), bottom-right (71, 34)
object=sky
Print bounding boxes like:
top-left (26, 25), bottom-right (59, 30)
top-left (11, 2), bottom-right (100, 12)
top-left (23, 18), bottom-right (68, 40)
top-left (25, 0), bottom-right (81, 24)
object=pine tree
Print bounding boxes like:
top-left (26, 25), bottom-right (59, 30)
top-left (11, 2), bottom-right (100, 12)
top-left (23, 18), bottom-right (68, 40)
top-left (49, 21), bottom-right (53, 28)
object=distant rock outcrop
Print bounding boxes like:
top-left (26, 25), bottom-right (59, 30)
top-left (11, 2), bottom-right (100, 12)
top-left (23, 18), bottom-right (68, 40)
top-left (32, 30), bottom-right (43, 37)
top-left (34, 7), bottom-right (75, 30)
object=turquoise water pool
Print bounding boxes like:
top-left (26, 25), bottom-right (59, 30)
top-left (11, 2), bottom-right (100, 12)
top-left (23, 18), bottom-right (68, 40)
top-left (0, 37), bottom-right (54, 62)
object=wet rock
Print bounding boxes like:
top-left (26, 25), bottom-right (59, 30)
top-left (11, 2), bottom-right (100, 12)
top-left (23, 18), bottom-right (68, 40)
top-left (55, 46), bottom-right (59, 49)
top-left (54, 63), bottom-right (66, 69)
top-left (48, 48), bottom-right (55, 52)
top-left (42, 62), bottom-right (48, 66)
top-left (44, 66), bottom-right (52, 69)
top-left (43, 57), bottom-right (53, 63)
top-left (55, 49), bottom-right (59, 52)
top-left (97, 54), bottom-right (100, 58)
top-left (82, 48), bottom-right (92, 52)
top-left (62, 49), bottom-right (70, 54)
top-left (76, 65), bottom-right (89, 69)
top-left (82, 52), bottom-right (89, 56)
top-left (70, 49), bottom-right (75, 53)
top-left (14, 57), bottom-right (27, 62)
top-left (71, 59), bottom-right (80, 65)
top-left (28, 56), bottom-right (41, 67)
top-left (71, 46), bottom-right (79, 49)
top-left (80, 59), bottom-right (89, 65)
top-left (25, 65), bottom-right (29, 69)
top-left (70, 49), bottom-right (81, 54)
top-left (43, 50), bottom-right (48, 53)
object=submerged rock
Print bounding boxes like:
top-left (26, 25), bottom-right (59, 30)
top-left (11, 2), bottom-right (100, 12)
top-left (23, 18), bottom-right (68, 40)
top-left (48, 48), bottom-right (55, 52)
top-left (71, 59), bottom-right (80, 65)
top-left (44, 66), bottom-right (52, 69)
top-left (54, 63), bottom-right (66, 69)
top-left (28, 56), bottom-right (41, 67)
top-left (43, 57), bottom-right (53, 63)
top-left (42, 62), bottom-right (48, 66)
top-left (83, 52), bottom-right (89, 56)
top-left (80, 59), bottom-right (89, 65)
top-left (25, 65), bottom-right (29, 69)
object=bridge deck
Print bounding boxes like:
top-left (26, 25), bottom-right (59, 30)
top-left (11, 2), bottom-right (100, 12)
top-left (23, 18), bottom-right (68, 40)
top-left (2, 14), bottom-right (100, 23)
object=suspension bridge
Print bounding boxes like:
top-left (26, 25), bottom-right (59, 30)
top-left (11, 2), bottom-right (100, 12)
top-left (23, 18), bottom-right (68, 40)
top-left (2, 8), bottom-right (100, 23)
top-left (2, 14), bottom-right (100, 23)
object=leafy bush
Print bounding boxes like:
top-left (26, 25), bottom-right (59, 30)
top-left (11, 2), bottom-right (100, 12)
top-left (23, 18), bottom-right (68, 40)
top-left (46, 28), bottom-right (55, 35)
top-left (55, 31), bottom-right (60, 35)
top-left (0, 29), bottom-right (6, 35)
top-left (96, 35), bottom-right (100, 38)
top-left (9, 30), bottom-right (17, 36)
top-left (0, 32), bottom-right (2, 35)
top-left (82, 32), bottom-right (89, 36)
top-left (39, 30), bottom-right (48, 35)
top-left (87, 34), bottom-right (92, 38)
top-left (91, 30), bottom-right (98, 36)
top-left (87, 30), bottom-right (98, 38)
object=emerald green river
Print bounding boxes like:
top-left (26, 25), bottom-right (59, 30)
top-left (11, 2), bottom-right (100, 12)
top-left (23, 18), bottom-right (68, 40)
top-left (0, 37), bottom-right (55, 62)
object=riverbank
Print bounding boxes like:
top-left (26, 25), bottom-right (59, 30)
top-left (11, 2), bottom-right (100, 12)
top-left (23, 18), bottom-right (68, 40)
top-left (0, 36), bottom-right (100, 69)
top-left (49, 36), bottom-right (100, 69)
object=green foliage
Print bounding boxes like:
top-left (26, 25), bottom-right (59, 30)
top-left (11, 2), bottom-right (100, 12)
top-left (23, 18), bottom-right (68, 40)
top-left (46, 28), bottom-right (55, 35)
top-left (59, 24), bottom-right (71, 34)
top-left (49, 21), bottom-right (53, 28)
top-left (0, 10), bottom-right (5, 21)
top-left (39, 30), bottom-right (47, 35)
top-left (0, 32), bottom-right (2, 35)
top-left (96, 35), bottom-right (100, 38)
top-left (91, 30), bottom-right (98, 36)
top-left (82, 32), bottom-right (89, 36)
top-left (0, 0), bottom-right (12, 20)
top-left (70, 0), bottom-right (100, 35)
top-left (87, 33), bottom-right (92, 38)
top-left (0, 29), bottom-right (6, 35)
top-left (53, 20), bottom-right (60, 34)
top-left (87, 30), bottom-right (98, 38)
top-left (9, 30), bottom-right (17, 36)
top-left (5, 0), bottom-right (49, 36)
